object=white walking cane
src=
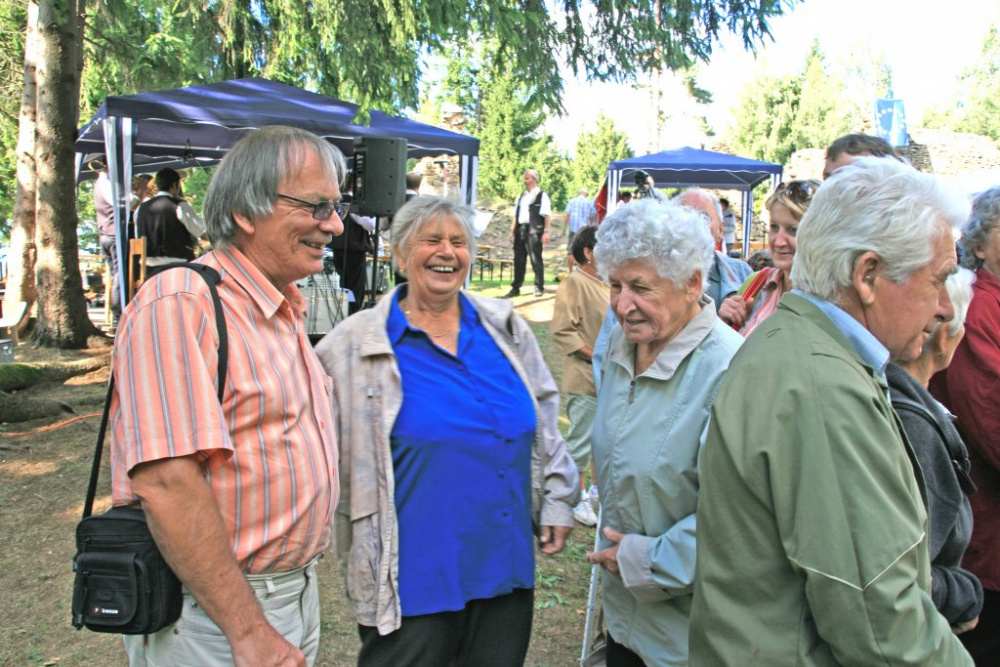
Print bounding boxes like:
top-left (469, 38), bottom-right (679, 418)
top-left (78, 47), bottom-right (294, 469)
top-left (579, 504), bottom-right (606, 667)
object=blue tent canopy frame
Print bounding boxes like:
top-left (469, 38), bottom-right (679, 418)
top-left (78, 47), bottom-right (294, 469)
top-left (607, 147), bottom-right (783, 257)
top-left (75, 77), bottom-right (480, 308)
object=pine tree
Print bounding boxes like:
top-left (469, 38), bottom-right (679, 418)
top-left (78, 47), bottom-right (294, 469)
top-left (573, 115), bottom-right (635, 195)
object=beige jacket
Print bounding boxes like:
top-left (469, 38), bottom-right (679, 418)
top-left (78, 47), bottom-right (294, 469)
top-left (550, 267), bottom-right (609, 396)
top-left (314, 286), bottom-right (579, 635)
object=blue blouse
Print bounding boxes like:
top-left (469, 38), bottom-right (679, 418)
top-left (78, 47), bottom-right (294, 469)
top-left (386, 291), bottom-right (537, 616)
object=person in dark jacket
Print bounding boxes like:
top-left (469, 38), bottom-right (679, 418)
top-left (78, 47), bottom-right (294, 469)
top-left (135, 168), bottom-right (207, 271)
top-left (888, 267), bottom-right (982, 632)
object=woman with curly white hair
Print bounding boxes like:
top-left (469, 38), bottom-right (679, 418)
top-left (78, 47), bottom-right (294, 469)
top-left (585, 199), bottom-right (743, 666)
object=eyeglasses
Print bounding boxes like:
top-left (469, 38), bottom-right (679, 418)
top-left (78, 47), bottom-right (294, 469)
top-left (774, 180), bottom-right (819, 205)
top-left (276, 193), bottom-right (349, 221)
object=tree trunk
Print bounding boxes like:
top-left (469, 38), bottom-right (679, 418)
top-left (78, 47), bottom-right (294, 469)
top-left (4, 1), bottom-right (40, 334)
top-left (32, 0), bottom-right (98, 347)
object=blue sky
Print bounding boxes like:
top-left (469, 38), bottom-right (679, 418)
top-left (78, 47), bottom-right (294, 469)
top-left (545, 0), bottom-right (998, 154)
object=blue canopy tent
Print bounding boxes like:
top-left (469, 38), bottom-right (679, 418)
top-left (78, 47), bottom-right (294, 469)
top-left (75, 77), bottom-right (480, 307)
top-left (607, 147), bottom-right (783, 257)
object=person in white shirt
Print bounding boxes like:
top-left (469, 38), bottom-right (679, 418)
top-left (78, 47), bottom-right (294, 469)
top-left (720, 197), bottom-right (737, 253)
top-left (505, 169), bottom-right (552, 298)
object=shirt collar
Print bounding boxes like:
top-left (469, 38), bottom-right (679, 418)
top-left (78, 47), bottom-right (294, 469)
top-left (764, 267), bottom-right (784, 287)
top-left (210, 246), bottom-right (306, 318)
top-left (792, 289), bottom-right (890, 381)
top-left (386, 288), bottom-right (480, 345)
top-left (608, 296), bottom-right (716, 381)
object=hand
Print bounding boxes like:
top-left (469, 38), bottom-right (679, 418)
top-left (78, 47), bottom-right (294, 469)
top-left (231, 623), bottom-right (306, 667)
top-left (542, 231), bottom-right (550, 244)
top-left (586, 526), bottom-right (623, 577)
top-left (718, 294), bottom-right (752, 328)
top-left (952, 616), bottom-right (979, 635)
top-left (508, 231), bottom-right (515, 243)
top-left (538, 525), bottom-right (571, 555)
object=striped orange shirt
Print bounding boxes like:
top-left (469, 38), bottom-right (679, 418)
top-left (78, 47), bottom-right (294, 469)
top-left (109, 247), bottom-right (338, 574)
top-left (738, 267), bottom-right (788, 338)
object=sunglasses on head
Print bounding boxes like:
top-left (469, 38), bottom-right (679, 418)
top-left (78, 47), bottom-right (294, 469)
top-left (276, 193), bottom-right (350, 221)
top-left (775, 180), bottom-right (818, 205)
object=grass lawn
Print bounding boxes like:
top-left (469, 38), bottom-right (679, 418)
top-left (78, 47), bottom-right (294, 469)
top-left (0, 263), bottom-right (600, 666)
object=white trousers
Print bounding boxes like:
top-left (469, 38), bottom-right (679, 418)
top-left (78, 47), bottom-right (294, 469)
top-left (124, 560), bottom-right (321, 666)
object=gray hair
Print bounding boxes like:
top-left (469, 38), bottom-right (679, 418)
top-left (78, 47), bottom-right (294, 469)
top-left (594, 198), bottom-right (714, 290)
top-left (203, 126), bottom-right (347, 247)
top-left (943, 268), bottom-right (976, 336)
top-left (524, 168), bottom-right (541, 183)
top-left (674, 188), bottom-right (724, 225)
top-left (791, 157), bottom-right (969, 302)
top-left (959, 186), bottom-right (1000, 270)
top-left (391, 196), bottom-right (477, 274)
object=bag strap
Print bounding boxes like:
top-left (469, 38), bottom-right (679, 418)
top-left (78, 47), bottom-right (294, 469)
top-left (82, 264), bottom-right (228, 519)
top-left (742, 268), bottom-right (773, 302)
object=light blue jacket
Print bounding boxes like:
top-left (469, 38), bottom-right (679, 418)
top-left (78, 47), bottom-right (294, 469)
top-left (592, 300), bottom-right (742, 666)
top-left (706, 250), bottom-right (752, 306)
top-left (593, 252), bottom-right (749, 388)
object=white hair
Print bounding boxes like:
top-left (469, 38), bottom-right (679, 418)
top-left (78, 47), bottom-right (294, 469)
top-left (791, 157), bottom-right (969, 302)
top-left (944, 268), bottom-right (976, 336)
top-left (594, 198), bottom-right (714, 290)
top-left (674, 188), bottom-right (723, 225)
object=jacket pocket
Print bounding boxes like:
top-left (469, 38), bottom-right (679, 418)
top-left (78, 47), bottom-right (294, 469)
top-left (343, 510), bottom-right (382, 612)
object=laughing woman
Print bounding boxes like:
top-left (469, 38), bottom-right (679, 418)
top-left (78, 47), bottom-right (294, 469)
top-left (315, 196), bottom-right (579, 667)
top-left (585, 199), bottom-right (743, 666)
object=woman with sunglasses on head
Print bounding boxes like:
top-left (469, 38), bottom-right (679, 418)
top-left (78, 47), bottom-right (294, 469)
top-left (315, 195), bottom-right (579, 667)
top-left (718, 179), bottom-right (820, 336)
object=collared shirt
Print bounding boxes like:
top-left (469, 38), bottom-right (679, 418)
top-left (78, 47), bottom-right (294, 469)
top-left (109, 247), bottom-right (338, 574)
top-left (738, 267), bottom-right (786, 337)
top-left (516, 187), bottom-right (552, 223)
top-left (385, 290), bottom-right (536, 616)
top-left (707, 251), bottom-right (753, 306)
top-left (565, 196), bottom-right (597, 233)
top-left (793, 288), bottom-right (890, 382)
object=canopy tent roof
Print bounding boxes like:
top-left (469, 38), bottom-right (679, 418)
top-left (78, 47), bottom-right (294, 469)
top-left (609, 146), bottom-right (782, 191)
top-left (606, 147), bottom-right (784, 257)
top-left (76, 77), bottom-right (479, 179)
top-left (77, 77), bottom-right (480, 311)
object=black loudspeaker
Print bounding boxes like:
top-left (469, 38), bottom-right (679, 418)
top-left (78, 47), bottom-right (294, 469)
top-left (352, 136), bottom-right (407, 217)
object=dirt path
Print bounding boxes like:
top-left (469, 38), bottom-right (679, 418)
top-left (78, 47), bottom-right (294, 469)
top-left (0, 285), bottom-right (596, 666)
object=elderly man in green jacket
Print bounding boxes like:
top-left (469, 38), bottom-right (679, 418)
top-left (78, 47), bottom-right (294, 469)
top-left (690, 158), bottom-right (974, 665)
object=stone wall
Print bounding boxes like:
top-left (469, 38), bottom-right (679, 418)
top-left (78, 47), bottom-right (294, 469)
top-left (786, 129), bottom-right (1000, 180)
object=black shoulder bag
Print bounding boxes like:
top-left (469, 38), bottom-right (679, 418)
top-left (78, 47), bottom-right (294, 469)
top-left (72, 264), bottom-right (228, 634)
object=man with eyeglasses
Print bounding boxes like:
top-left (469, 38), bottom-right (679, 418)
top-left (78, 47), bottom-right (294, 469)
top-left (110, 126), bottom-right (345, 666)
